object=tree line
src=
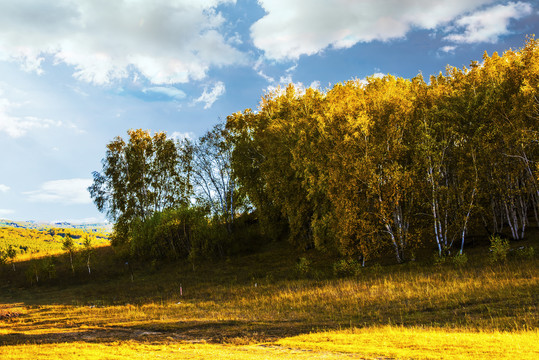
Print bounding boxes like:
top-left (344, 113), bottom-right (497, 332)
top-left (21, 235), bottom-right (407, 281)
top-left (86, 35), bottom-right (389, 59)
top-left (90, 38), bottom-right (538, 265)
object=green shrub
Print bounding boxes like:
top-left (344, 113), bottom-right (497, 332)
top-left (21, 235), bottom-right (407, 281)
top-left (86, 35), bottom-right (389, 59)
top-left (489, 235), bottom-right (510, 263)
top-left (515, 246), bottom-right (535, 259)
top-left (130, 205), bottom-right (212, 261)
top-left (296, 257), bottom-right (311, 276)
top-left (433, 253), bottom-right (448, 266)
top-left (333, 259), bottom-right (362, 277)
top-left (452, 252), bottom-right (468, 267)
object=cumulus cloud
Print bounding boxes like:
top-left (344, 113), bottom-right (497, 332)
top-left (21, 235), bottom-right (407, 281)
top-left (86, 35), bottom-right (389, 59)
top-left (24, 178), bottom-right (93, 204)
top-left (0, 184), bottom-right (10, 193)
top-left (444, 2), bottom-right (533, 43)
top-left (250, 0), bottom-right (507, 60)
top-left (0, 0), bottom-right (243, 85)
top-left (193, 81), bottom-right (226, 109)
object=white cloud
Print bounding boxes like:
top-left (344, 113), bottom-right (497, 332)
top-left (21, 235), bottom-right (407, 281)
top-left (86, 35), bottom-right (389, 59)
top-left (253, 57), bottom-right (276, 83)
top-left (0, 209), bottom-right (14, 217)
top-left (358, 72), bottom-right (386, 87)
top-left (0, 98), bottom-right (62, 138)
top-left (440, 45), bottom-right (458, 53)
top-left (24, 178), bottom-right (93, 205)
top-left (0, 83), bottom-right (63, 137)
top-left (143, 86), bottom-right (187, 100)
top-left (171, 131), bottom-right (195, 141)
top-left (444, 2), bottom-right (533, 44)
top-left (0, 1), bottom-right (243, 85)
top-left (250, 0), bottom-right (500, 60)
top-left (0, 184), bottom-right (10, 193)
top-left (193, 81), bottom-right (226, 109)
top-left (257, 70), bottom-right (276, 83)
top-left (279, 74), bottom-right (293, 84)
top-left (310, 81), bottom-right (321, 90)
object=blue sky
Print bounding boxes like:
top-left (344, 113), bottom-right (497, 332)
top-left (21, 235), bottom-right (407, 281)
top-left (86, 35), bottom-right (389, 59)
top-left (0, 0), bottom-right (538, 223)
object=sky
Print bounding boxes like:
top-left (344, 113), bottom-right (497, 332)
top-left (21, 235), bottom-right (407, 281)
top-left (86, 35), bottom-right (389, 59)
top-left (0, 0), bottom-right (538, 224)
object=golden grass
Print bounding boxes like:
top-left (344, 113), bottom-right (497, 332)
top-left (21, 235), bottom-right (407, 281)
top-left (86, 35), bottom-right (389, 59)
top-left (0, 341), bottom-right (352, 360)
top-left (2, 327), bottom-right (537, 359)
top-left (277, 326), bottom-right (539, 360)
top-left (1, 240), bottom-right (537, 359)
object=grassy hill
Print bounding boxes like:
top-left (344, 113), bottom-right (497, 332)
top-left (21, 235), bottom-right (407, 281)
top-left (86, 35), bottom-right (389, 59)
top-left (0, 220), bottom-right (111, 260)
top-left (0, 232), bottom-right (537, 359)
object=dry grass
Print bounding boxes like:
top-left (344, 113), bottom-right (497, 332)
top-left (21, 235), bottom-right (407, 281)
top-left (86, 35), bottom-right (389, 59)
top-left (0, 240), bottom-right (537, 358)
top-left (1, 327), bottom-right (537, 359)
top-left (277, 326), bottom-right (539, 360)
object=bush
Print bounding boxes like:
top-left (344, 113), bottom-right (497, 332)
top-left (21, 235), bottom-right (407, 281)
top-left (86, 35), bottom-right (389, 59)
top-left (515, 246), bottom-right (535, 259)
top-left (333, 259), bottom-right (362, 277)
top-left (296, 257), bottom-right (311, 276)
top-left (452, 252), bottom-right (468, 267)
top-left (130, 206), bottom-right (214, 261)
top-left (489, 235), bottom-right (510, 263)
top-left (433, 253), bottom-right (448, 266)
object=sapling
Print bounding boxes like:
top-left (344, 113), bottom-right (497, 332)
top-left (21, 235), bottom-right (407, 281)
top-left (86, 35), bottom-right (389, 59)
top-left (62, 235), bottom-right (75, 274)
top-left (83, 236), bottom-right (94, 275)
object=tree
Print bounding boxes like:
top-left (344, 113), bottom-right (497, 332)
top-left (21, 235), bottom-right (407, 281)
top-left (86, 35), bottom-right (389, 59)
top-left (6, 245), bottom-right (17, 271)
top-left (229, 85), bottom-right (325, 248)
top-left (62, 234), bottom-right (75, 274)
top-left (89, 130), bottom-right (190, 250)
top-left (0, 248), bottom-right (7, 267)
top-left (227, 109), bottom-right (288, 241)
top-left (189, 124), bottom-right (241, 233)
top-left (82, 236), bottom-right (93, 275)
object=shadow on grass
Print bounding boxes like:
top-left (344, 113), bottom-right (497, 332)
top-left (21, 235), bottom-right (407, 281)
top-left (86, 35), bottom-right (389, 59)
top-left (0, 319), bottom-right (319, 346)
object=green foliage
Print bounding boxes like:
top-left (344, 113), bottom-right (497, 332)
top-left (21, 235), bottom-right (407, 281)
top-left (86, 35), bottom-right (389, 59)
top-left (433, 252), bottom-right (448, 266)
top-left (89, 130), bottom-right (191, 247)
top-left (296, 257), bottom-right (311, 277)
top-left (225, 37), bottom-right (539, 264)
top-left (189, 124), bottom-right (246, 232)
top-left (130, 206), bottom-right (217, 261)
top-left (333, 259), bottom-right (362, 277)
top-left (25, 260), bottom-right (40, 285)
top-left (41, 257), bottom-right (57, 280)
top-left (515, 246), bottom-right (535, 259)
top-left (452, 252), bottom-right (469, 267)
top-left (489, 235), bottom-right (511, 263)
top-left (0, 248), bottom-right (6, 265)
top-left (88, 37), bottom-right (539, 267)
top-left (62, 235), bottom-right (74, 252)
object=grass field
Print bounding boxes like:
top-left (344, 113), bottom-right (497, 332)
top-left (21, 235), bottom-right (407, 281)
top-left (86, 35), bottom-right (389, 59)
top-left (0, 235), bottom-right (538, 359)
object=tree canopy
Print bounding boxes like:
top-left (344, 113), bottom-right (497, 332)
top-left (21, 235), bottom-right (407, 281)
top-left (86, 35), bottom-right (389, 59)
top-left (90, 37), bottom-right (539, 264)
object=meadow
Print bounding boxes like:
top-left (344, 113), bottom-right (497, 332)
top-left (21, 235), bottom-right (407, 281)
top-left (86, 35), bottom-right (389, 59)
top-left (0, 235), bottom-right (537, 359)
top-left (0, 225), bottom-right (110, 260)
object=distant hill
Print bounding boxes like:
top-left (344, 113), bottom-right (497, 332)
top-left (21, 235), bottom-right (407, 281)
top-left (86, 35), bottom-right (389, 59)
top-left (0, 219), bottom-right (111, 258)
top-left (0, 219), bottom-right (112, 233)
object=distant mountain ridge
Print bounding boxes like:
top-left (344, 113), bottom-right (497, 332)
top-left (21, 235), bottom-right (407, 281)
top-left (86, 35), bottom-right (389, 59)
top-left (0, 219), bottom-right (112, 233)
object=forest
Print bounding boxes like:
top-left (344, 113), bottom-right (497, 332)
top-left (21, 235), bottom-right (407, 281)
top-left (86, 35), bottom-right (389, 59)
top-left (88, 37), bottom-right (538, 267)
